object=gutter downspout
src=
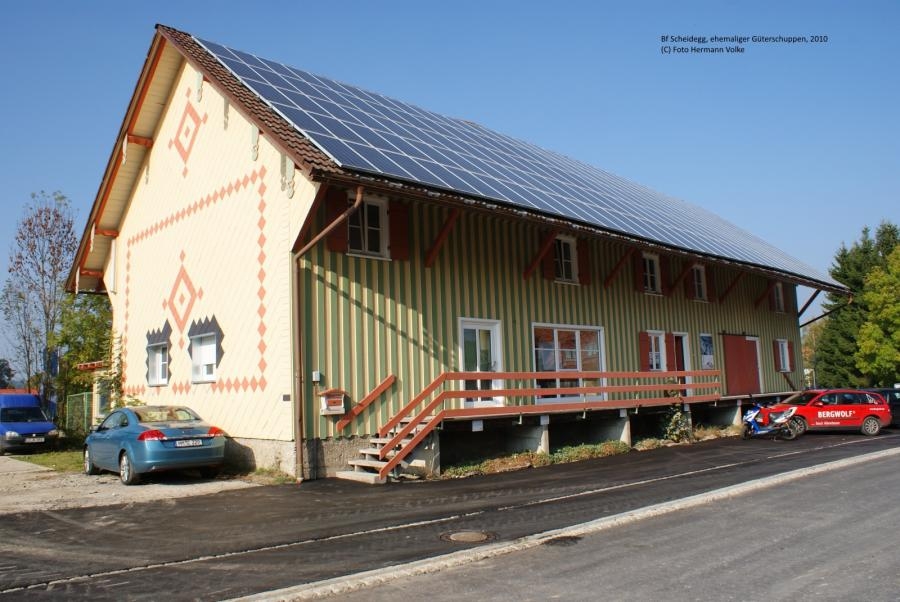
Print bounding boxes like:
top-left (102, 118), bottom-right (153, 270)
top-left (291, 184), bottom-right (363, 480)
top-left (295, 184), bottom-right (364, 257)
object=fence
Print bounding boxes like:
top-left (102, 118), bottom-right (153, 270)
top-left (65, 392), bottom-right (93, 436)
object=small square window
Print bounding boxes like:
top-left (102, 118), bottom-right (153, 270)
top-left (191, 334), bottom-right (217, 383)
top-left (692, 265), bottom-right (707, 301)
top-left (554, 236), bottom-right (578, 282)
top-left (773, 282), bottom-right (785, 312)
top-left (642, 253), bottom-right (661, 294)
top-left (648, 331), bottom-right (666, 371)
top-left (147, 344), bottom-right (168, 386)
top-left (776, 339), bottom-right (791, 372)
top-left (348, 199), bottom-right (388, 257)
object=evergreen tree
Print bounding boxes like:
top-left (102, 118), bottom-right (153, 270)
top-left (814, 222), bottom-right (899, 387)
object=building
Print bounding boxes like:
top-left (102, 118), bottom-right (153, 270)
top-left (67, 25), bottom-right (845, 482)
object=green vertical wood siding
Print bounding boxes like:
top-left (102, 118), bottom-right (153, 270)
top-left (298, 197), bottom-right (804, 440)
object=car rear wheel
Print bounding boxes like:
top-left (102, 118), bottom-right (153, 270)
top-left (83, 447), bottom-right (100, 475)
top-left (790, 416), bottom-right (807, 436)
top-left (119, 451), bottom-right (140, 485)
top-left (861, 416), bottom-right (881, 436)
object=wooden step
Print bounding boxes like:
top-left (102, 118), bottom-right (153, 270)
top-left (335, 470), bottom-right (386, 485)
top-left (360, 447), bottom-right (396, 458)
top-left (348, 458), bottom-right (389, 470)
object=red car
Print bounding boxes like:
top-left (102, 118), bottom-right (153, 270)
top-left (765, 389), bottom-right (891, 436)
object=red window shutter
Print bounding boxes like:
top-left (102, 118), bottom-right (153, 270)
top-left (325, 188), bottom-right (348, 253)
top-left (388, 200), bottom-right (410, 261)
top-left (787, 341), bottom-right (794, 372)
top-left (665, 333), bottom-right (676, 372)
top-left (542, 237), bottom-right (556, 280)
top-left (659, 256), bottom-right (670, 295)
top-left (772, 340), bottom-right (781, 370)
top-left (577, 239), bottom-right (591, 285)
top-left (639, 332), bottom-right (651, 371)
top-left (633, 253), bottom-right (644, 292)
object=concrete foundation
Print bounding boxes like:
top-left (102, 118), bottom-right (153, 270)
top-left (402, 431), bottom-right (441, 478)
top-left (586, 410), bottom-right (632, 446)
top-left (507, 422), bottom-right (550, 454)
top-left (225, 437), bottom-right (296, 476)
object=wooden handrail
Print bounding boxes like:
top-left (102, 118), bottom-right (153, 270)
top-left (378, 374), bottom-right (448, 437)
top-left (335, 375), bottom-right (396, 431)
top-left (374, 369), bottom-right (723, 477)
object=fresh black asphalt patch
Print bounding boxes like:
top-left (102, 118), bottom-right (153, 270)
top-left (1, 432), bottom-right (897, 600)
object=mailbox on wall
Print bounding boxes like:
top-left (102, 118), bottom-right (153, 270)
top-left (319, 388), bottom-right (348, 416)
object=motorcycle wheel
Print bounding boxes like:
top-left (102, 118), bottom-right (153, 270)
top-left (741, 424), bottom-right (751, 440)
top-left (781, 424), bottom-right (798, 441)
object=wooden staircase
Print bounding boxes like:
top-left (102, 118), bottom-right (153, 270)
top-left (335, 416), bottom-right (436, 484)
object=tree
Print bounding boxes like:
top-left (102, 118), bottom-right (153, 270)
top-left (0, 359), bottom-right (13, 388)
top-left (5, 191), bottom-right (78, 403)
top-left (1, 280), bottom-right (40, 389)
top-left (855, 246), bottom-right (900, 385)
top-left (813, 221), bottom-right (899, 387)
top-left (53, 293), bottom-right (112, 400)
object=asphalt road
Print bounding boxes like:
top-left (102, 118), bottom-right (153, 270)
top-left (335, 452), bottom-right (900, 602)
top-left (1, 432), bottom-right (898, 600)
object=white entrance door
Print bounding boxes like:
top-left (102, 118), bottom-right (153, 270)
top-left (459, 319), bottom-right (503, 407)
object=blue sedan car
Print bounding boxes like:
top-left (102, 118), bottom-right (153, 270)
top-left (84, 406), bottom-right (225, 485)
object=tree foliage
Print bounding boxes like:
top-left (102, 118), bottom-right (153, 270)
top-left (813, 222), bottom-right (899, 387)
top-left (4, 191), bottom-right (78, 401)
top-left (53, 293), bottom-right (112, 398)
top-left (0, 359), bottom-right (13, 389)
top-left (855, 247), bottom-right (900, 385)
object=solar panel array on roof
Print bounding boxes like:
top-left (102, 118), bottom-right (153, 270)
top-left (196, 36), bottom-right (835, 287)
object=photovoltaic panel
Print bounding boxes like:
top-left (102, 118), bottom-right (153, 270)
top-left (196, 36), bottom-right (836, 287)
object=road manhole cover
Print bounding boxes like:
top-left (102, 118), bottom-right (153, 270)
top-left (440, 530), bottom-right (495, 544)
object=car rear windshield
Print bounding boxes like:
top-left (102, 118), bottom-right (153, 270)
top-left (134, 407), bottom-right (200, 423)
top-left (0, 407), bottom-right (48, 422)
top-left (783, 392), bottom-right (818, 405)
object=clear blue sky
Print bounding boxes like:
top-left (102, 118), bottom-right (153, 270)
top-left (1, 1), bottom-right (897, 314)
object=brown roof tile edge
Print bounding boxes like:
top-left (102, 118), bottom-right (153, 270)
top-left (157, 24), bottom-right (344, 177)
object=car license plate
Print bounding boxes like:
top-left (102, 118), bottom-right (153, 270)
top-left (175, 439), bottom-right (202, 448)
top-left (25, 437), bottom-right (45, 443)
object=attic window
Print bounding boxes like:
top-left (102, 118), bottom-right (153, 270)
top-left (642, 253), bottom-right (662, 294)
top-left (348, 198), bottom-right (388, 258)
top-left (554, 236), bottom-right (577, 282)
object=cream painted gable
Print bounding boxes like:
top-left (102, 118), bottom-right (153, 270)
top-left (107, 61), bottom-right (318, 442)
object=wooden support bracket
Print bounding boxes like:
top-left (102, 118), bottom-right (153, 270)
top-left (523, 230), bottom-right (558, 280)
top-left (754, 280), bottom-right (777, 308)
top-left (425, 208), bottom-right (460, 268)
top-left (718, 272), bottom-right (744, 303)
top-left (604, 248), bottom-right (635, 289)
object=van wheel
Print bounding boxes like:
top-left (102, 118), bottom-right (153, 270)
top-left (119, 451), bottom-right (140, 485)
top-left (861, 416), bottom-right (881, 436)
top-left (84, 447), bottom-right (100, 475)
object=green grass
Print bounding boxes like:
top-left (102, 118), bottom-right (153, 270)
top-left (442, 440), bottom-right (633, 478)
top-left (15, 448), bottom-right (84, 473)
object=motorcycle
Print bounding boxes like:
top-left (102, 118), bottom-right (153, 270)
top-left (742, 403), bottom-right (801, 440)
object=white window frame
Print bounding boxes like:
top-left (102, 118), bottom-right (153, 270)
top-left (691, 264), bottom-right (707, 301)
top-left (191, 333), bottom-right (217, 383)
top-left (554, 235), bottom-right (578, 283)
top-left (642, 252), bottom-right (662, 294)
top-left (776, 338), bottom-right (791, 372)
top-left (348, 196), bottom-right (389, 258)
top-left (458, 318), bottom-right (503, 407)
top-left (147, 344), bottom-right (168, 386)
top-left (648, 330), bottom-right (666, 372)
top-left (773, 282), bottom-right (785, 312)
top-left (533, 322), bottom-right (607, 403)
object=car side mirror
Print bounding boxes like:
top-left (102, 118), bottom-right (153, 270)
top-left (90, 425), bottom-right (101, 433)
top-left (812, 401), bottom-right (824, 407)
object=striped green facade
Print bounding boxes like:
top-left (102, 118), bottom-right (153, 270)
top-left (297, 193), bottom-right (803, 441)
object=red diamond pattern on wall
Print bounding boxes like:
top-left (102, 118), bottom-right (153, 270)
top-left (167, 88), bottom-right (208, 177)
top-left (167, 264), bottom-right (198, 333)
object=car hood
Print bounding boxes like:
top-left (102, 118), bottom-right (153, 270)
top-left (1, 420), bottom-right (57, 434)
